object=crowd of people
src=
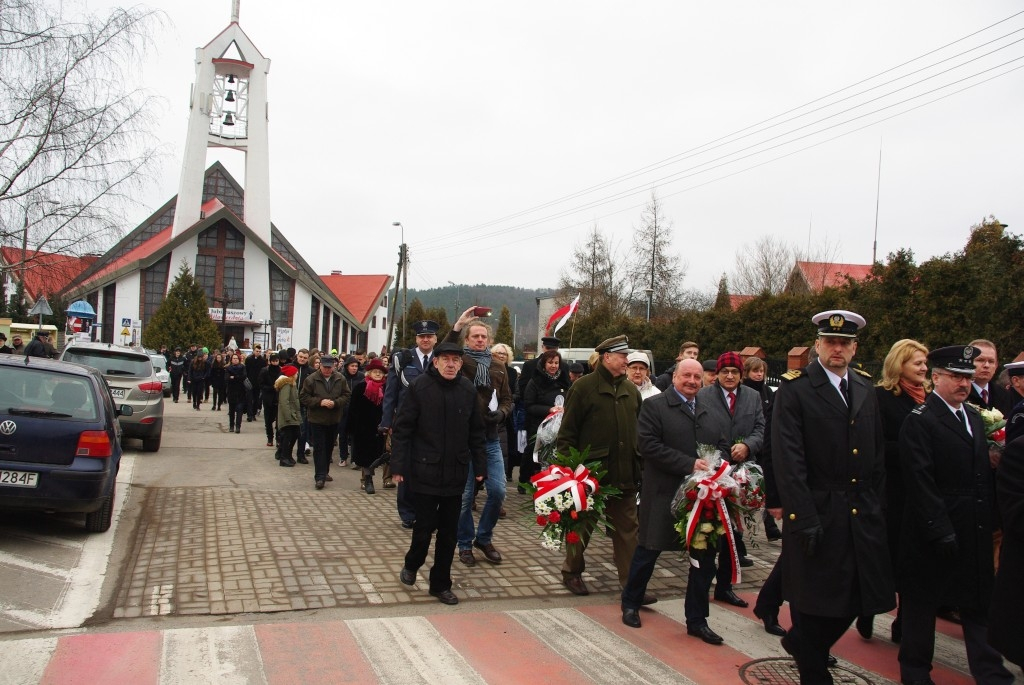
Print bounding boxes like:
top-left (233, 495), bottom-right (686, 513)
top-left (155, 305), bottom-right (1023, 684)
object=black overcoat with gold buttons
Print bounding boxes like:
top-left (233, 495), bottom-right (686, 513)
top-left (772, 361), bottom-right (895, 617)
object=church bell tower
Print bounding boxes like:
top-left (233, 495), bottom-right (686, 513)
top-left (172, 0), bottom-right (272, 243)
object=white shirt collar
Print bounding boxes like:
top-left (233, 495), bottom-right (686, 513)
top-left (934, 392), bottom-right (972, 435)
top-left (816, 359), bottom-right (849, 400)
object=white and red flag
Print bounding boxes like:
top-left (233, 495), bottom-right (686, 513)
top-left (545, 294), bottom-right (581, 335)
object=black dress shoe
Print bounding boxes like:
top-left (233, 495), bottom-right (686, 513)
top-left (753, 607), bottom-right (787, 636)
top-left (739, 557), bottom-right (755, 568)
top-left (641, 594), bottom-right (658, 606)
top-left (856, 615), bottom-right (874, 639)
top-left (714, 589), bottom-right (749, 607)
top-left (827, 654), bottom-right (838, 667)
top-left (936, 607), bottom-right (961, 624)
top-left (430, 589), bottom-right (459, 605)
top-left (297, 456), bottom-right (309, 464)
top-left (458, 549), bottom-right (476, 566)
top-left (400, 568), bottom-right (416, 586)
top-left (401, 520), bottom-right (415, 529)
top-left (622, 607), bottom-right (641, 628)
top-left (279, 459), bottom-right (294, 467)
top-left (473, 541), bottom-right (503, 564)
top-left (315, 479), bottom-right (325, 490)
top-left (687, 624), bottom-right (724, 645)
top-left (563, 574), bottom-right (589, 596)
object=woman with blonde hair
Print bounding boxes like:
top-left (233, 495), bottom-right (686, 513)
top-left (872, 338), bottom-right (931, 643)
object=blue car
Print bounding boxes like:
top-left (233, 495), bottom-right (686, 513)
top-left (0, 355), bottom-right (132, 532)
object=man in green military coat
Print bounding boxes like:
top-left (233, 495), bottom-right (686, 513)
top-left (556, 334), bottom-right (642, 596)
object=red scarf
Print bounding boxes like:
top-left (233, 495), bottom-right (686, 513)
top-left (364, 377), bottom-right (385, 406)
top-left (899, 380), bottom-right (926, 405)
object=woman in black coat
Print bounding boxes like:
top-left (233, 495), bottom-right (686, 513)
top-left (990, 434), bottom-right (1024, 667)
top-left (349, 358), bottom-right (388, 494)
top-left (873, 339), bottom-right (930, 642)
top-left (225, 352), bottom-right (247, 433)
top-left (520, 350), bottom-right (570, 488)
top-left (210, 352), bottom-right (227, 411)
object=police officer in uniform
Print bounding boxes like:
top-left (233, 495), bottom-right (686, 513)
top-left (897, 345), bottom-right (1014, 685)
top-left (773, 310), bottom-right (894, 684)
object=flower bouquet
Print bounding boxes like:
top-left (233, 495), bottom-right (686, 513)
top-left (670, 444), bottom-right (744, 582)
top-left (967, 403), bottom-right (1007, 447)
top-left (731, 461), bottom-right (767, 541)
top-left (532, 395), bottom-right (564, 464)
top-left (528, 446), bottom-right (621, 552)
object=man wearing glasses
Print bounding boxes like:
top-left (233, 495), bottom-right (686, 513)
top-left (896, 345), bottom-right (1013, 685)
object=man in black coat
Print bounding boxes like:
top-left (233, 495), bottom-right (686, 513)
top-left (990, 434), bottom-right (1024, 668)
top-left (898, 345), bottom-right (1014, 685)
top-left (391, 343), bottom-right (486, 606)
top-left (773, 310), bottom-right (894, 684)
top-left (1005, 361), bottom-right (1024, 444)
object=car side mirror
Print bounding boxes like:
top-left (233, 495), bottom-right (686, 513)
top-left (118, 404), bottom-right (134, 417)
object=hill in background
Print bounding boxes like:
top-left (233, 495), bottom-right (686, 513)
top-left (389, 284), bottom-right (553, 348)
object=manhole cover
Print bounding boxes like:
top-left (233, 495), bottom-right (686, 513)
top-left (739, 658), bottom-right (876, 685)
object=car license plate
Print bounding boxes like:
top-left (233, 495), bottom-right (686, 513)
top-left (0, 470), bottom-right (38, 488)
top-left (110, 388), bottom-right (127, 400)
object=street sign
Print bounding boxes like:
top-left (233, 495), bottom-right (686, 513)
top-left (121, 327), bottom-right (130, 336)
top-left (121, 318), bottom-right (131, 327)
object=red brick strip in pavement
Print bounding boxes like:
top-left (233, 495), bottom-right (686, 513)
top-left (429, 611), bottom-right (592, 684)
top-left (255, 621), bottom-right (379, 683)
top-left (39, 630), bottom-right (161, 685)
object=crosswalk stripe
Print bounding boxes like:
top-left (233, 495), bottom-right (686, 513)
top-left (160, 626), bottom-right (267, 685)
top-left (509, 607), bottom-right (696, 685)
top-left (348, 616), bottom-right (485, 684)
top-left (40, 630), bottom-right (161, 685)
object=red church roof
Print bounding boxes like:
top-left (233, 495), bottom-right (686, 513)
top-left (319, 273), bottom-right (393, 326)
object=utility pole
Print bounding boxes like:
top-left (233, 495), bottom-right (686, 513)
top-left (388, 222), bottom-right (408, 350)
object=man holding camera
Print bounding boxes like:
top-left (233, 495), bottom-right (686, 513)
top-left (443, 306), bottom-right (512, 567)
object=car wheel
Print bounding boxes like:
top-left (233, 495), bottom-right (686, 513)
top-left (142, 434), bottom-right (162, 452)
top-left (85, 487), bottom-right (114, 533)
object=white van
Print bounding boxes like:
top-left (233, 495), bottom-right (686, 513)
top-left (556, 347), bottom-right (655, 375)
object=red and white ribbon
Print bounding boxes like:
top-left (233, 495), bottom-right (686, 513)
top-left (531, 463), bottom-right (599, 511)
top-left (684, 460), bottom-right (742, 583)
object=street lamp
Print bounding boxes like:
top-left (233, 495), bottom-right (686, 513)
top-left (391, 221), bottom-right (408, 348)
top-left (447, 280), bottom-right (460, 316)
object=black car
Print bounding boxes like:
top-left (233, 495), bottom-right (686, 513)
top-left (0, 355), bottom-right (132, 532)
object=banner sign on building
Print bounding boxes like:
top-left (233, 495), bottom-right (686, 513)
top-left (208, 307), bottom-right (257, 324)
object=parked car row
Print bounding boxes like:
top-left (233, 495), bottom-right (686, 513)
top-left (0, 342), bottom-right (165, 533)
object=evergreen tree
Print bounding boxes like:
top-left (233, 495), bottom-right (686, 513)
top-left (423, 305), bottom-right (450, 333)
top-left (713, 274), bottom-right (731, 311)
top-left (495, 305), bottom-right (514, 350)
top-left (142, 261), bottom-right (222, 351)
top-left (395, 298), bottom-right (427, 349)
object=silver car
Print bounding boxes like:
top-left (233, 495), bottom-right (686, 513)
top-left (148, 353), bottom-right (172, 397)
top-left (60, 342), bottom-right (164, 452)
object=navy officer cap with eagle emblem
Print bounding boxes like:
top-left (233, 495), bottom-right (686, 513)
top-left (928, 345), bottom-right (978, 375)
top-left (811, 309), bottom-right (866, 338)
top-left (412, 320), bottom-right (440, 336)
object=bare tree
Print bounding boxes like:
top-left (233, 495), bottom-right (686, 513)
top-left (558, 223), bottom-right (632, 318)
top-left (628, 190), bottom-right (685, 317)
top-left (1, 1), bottom-right (165, 276)
top-left (730, 235), bottom-right (797, 296)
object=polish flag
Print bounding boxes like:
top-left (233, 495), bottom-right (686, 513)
top-left (546, 294), bottom-right (581, 335)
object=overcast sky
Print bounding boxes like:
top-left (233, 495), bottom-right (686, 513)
top-left (90, 0), bottom-right (1024, 295)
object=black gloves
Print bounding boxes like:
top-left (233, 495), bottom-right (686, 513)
top-left (933, 534), bottom-right (958, 559)
top-left (484, 409), bottom-right (504, 425)
top-left (796, 524), bottom-right (824, 557)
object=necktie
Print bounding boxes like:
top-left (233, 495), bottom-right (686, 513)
top-left (727, 392), bottom-right (736, 416)
top-left (686, 399), bottom-right (696, 414)
top-left (981, 388), bottom-right (989, 406)
top-left (956, 408), bottom-right (969, 434)
top-left (839, 378), bottom-right (850, 406)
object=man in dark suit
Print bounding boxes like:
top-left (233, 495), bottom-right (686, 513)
top-left (694, 351), bottom-right (765, 608)
top-left (1005, 361), bottom-right (1024, 444)
top-left (773, 310), bottom-right (894, 684)
top-left (967, 339), bottom-right (1012, 415)
top-left (897, 345), bottom-right (1014, 685)
top-left (620, 359), bottom-right (718, 638)
top-left (990, 434), bottom-right (1024, 668)
top-left (380, 320), bottom-right (439, 528)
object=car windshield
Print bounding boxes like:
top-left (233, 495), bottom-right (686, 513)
top-left (0, 367), bottom-right (99, 420)
top-left (63, 348), bottom-right (152, 377)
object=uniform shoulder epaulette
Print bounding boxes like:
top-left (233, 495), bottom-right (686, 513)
top-left (852, 367), bottom-right (872, 378)
top-left (781, 370), bottom-right (803, 381)
top-left (911, 403), bottom-right (928, 415)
